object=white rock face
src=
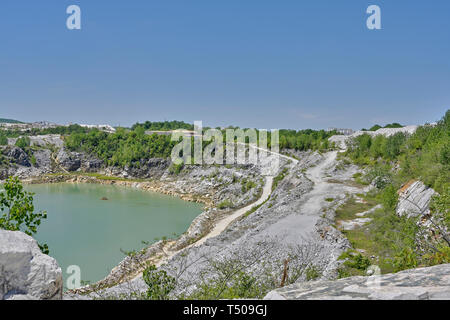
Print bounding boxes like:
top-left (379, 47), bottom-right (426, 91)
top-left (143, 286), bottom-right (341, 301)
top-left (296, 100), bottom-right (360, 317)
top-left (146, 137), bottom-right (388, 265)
top-left (329, 125), bottom-right (419, 150)
top-left (396, 180), bottom-right (436, 218)
top-left (264, 264), bottom-right (450, 300)
top-left (0, 230), bottom-right (63, 300)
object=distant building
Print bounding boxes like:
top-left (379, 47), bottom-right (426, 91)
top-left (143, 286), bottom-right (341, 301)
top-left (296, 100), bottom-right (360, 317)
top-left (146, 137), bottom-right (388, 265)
top-left (326, 127), bottom-right (354, 136)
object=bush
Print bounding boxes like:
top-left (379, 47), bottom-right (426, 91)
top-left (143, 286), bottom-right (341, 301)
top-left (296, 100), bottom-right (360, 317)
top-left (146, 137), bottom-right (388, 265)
top-left (393, 247), bottom-right (418, 272)
top-left (0, 176), bottom-right (49, 253)
top-left (0, 134), bottom-right (7, 146)
top-left (305, 266), bottom-right (321, 281)
top-left (15, 137), bottom-right (30, 149)
top-left (343, 253), bottom-right (371, 271)
top-left (217, 199), bottom-right (233, 209)
top-left (241, 178), bottom-right (256, 193)
top-left (169, 162), bottom-right (183, 175)
top-left (380, 184), bottom-right (398, 211)
top-left (142, 265), bottom-right (176, 300)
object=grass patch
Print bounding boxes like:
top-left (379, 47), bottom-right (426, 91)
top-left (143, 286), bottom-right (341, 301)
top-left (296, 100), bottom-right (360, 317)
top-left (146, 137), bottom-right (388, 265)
top-left (272, 167), bottom-right (288, 191)
top-left (217, 199), bottom-right (233, 210)
top-left (335, 195), bottom-right (378, 221)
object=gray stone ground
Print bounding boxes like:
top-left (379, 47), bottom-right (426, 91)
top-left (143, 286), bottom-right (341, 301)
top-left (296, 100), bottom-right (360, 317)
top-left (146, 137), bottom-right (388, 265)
top-left (264, 263), bottom-right (450, 300)
top-left (75, 150), bottom-right (367, 299)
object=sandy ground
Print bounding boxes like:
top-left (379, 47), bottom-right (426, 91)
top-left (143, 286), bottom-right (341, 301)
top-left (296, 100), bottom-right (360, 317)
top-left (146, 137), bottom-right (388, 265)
top-left (194, 176), bottom-right (274, 247)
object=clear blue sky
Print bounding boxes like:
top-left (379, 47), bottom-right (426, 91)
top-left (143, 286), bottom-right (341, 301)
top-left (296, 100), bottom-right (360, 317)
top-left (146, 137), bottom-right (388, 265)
top-left (0, 0), bottom-right (449, 130)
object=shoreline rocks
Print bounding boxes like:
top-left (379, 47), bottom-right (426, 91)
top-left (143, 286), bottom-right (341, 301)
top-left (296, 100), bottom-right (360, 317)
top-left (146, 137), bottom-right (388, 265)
top-left (264, 263), bottom-right (450, 300)
top-left (0, 230), bottom-right (63, 300)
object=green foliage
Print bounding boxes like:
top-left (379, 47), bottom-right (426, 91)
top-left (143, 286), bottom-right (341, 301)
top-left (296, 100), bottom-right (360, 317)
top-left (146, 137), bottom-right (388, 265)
top-left (272, 167), bottom-right (288, 191)
top-left (362, 123), bottom-right (403, 131)
top-left (279, 129), bottom-right (337, 151)
top-left (423, 246), bottom-right (450, 266)
top-left (65, 128), bottom-right (177, 168)
top-left (0, 118), bottom-right (22, 124)
top-left (343, 252), bottom-right (371, 271)
top-left (369, 124), bottom-right (382, 131)
top-left (335, 195), bottom-right (378, 221)
top-left (217, 199), bottom-right (233, 209)
top-left (142, 265), bottom-right (176, 300)
top-left (305, 266), bottom-right (321, 281)
top-left (365, 163), bottom-right (392, 189)
top-left (187, 265), bottom-right (266, 300)
top-left (392, 247), bottom-right (418, 272)
top-left (0, 177), bottom-right (49, 254)
top-left (30, 155), bottom-right (37, 166)
top-left (380, 184), bottom-right (398, 211)
top-left (383, 123), bottom-right (404, 129)
top-left (346, 110), bottom-right (450, 194)
top-left (132, 121), bottom-right (194, 131)
top-left (0, 134), bottom-right (7, 146)
top-left (168, 162), bottom-right (184, 175)
top-left (241, 178), bottom-right (256, 193)
top-left (15, 137), bottom-right (30, 149)
top-left (430, 190), bottom-right (450, 229)
top-left (337, 250), bottom-right (372, 278)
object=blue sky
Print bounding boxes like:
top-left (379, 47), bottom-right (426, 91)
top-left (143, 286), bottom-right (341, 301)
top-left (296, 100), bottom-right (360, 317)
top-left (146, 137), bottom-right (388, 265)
top-left (0, 0), bottom-right (449, 130)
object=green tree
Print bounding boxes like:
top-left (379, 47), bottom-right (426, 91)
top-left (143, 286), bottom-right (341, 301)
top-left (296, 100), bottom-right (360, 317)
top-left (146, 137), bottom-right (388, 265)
top-left (142, 265), bottom-right (176, 300)
top-left (15, 137), bottom-right (30, 149)
top-left (380, 184), bottom-right (398, 211)
top-left (0, 134), bottom-right (7, 146)
top-left (0, 176), bottom-right (49, 253)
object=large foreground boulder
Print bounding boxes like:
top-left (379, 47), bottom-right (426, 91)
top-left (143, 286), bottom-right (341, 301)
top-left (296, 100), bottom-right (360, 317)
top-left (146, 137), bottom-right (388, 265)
top-left (264, 264), bottom-right (450, 300)
top-left (0, 230), bottom-right (63, 300)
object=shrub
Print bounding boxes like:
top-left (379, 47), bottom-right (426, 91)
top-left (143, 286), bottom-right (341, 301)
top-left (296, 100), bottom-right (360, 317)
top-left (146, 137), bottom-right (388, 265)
top-left (142, 265), bottom-right (176, 300)
top-left (0, 176), bottom-right (48, 253)
top-left (15, 137), bottom-right (30, 149)
top-left (169, 162), bottom-right (184, 175)
top-left (0, 134), bottom-right (7, 146)
top-left (392, 247), bottom-right (418, 272)
top-left (380, 184), bottom-right (398, 211)
top-left (305, 266), bottom-right (321, 281)
top-left (217, 199), bottom-right (233, 209)
top-left (343, 253), bottom-right (371, 271)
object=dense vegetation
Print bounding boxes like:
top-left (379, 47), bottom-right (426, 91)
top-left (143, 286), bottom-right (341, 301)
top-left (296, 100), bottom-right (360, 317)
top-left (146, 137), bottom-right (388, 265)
top-left (0, 118), bottom-right (22, 124)
top-left (346, 111), bottom-right (449, 194)
top-left (278, 129), bottom-right (337, 151)
top-left (131, 121), bottom-right (194, 131)
top-left (63, 124), bottom-right (339, 168)
top-left (0, 177), bottom-right (49, 254)
top-left (361, 122), bottom-right (404, 132)
top-left (65, 127), bottom-right (177, 167)
top-left (0, 124), bottom-right (93, 139)
top-left (338, 110), bottom-right (449, 275)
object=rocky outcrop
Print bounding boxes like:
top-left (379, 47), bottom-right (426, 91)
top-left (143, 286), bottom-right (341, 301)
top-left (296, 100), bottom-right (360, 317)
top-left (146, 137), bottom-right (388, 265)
top-left (56, 148), bottom-right (81, 171)
top-left (5, 147), bottom-right (30, 167)
top-left (0, 230), bottom-right (63, 300)
top-left (264, 263), bottom-right (450, 300)
top-left (329, 125), bottom-right (419, 150)
top-left (396, 180), bottom-right (436, 218)
top-left (7, 134), bottom-right (64, 148)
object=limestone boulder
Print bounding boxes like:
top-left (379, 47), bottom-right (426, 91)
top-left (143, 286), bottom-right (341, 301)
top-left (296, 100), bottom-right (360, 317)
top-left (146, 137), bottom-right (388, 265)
top-left (0, 230), bottom-right (63, 300)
